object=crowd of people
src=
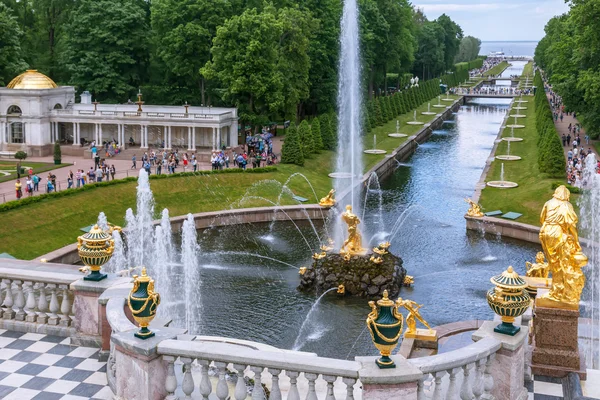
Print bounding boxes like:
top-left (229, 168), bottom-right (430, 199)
top-left (451, 86), bottom-right (532, 96)
top-left (470, 57), bottom-right (503, 77)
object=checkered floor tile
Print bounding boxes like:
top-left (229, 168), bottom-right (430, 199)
top-left (0, 329), bottom-right (111, 400)
top-left (527, 375), bottom-right (564, 399)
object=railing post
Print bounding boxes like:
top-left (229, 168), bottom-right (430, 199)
top-left (472, 321), bottom-right (528, 400)
top-left (357, 355), bottom-right (423, 400)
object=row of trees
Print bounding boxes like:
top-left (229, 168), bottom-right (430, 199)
top-left (454, 36), bottom-right (482, 63)
top-left (281, 68), bottom-right (470, 165)
top-left (534, 0), bottom-right (600, 138)
top-left (534, 73), bottom-right (565, 178)
top-left (0, 0), bottom-right (471, 130)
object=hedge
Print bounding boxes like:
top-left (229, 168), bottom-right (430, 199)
top-left (534, 72), bottom-right (565, 178)
top-left (551, 182), bottom-right (581, 194)
top-left (0, 167), bottom-right (278, 213)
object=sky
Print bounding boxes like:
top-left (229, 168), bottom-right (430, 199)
top-left (413, 0), bottom-right (570, 41)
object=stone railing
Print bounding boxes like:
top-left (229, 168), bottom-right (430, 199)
top-left (409, 337), bottom-right (501, 400)
top-left (50, 109), bottom-right (234, 123)
top-left (156, 339), bottom-right (360, 400)
top-left (0, 261), bottom-right (81, 335)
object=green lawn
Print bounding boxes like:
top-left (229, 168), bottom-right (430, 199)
top-left (0, 94), bottom-right (461, 260)
top-left (478, 98), bottom-right (573, 225)
top-left (483, 61), bottom-right (509, 77)
top-left (0, 161), bottom-right (71, 183)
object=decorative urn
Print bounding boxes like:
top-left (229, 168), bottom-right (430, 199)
top-left (77, 224), bottom-right (114, 281)
top-left (128, 267), bottom-right (161, 339)
top-left (366, 290), bottom-right (404, 368)
top-left (487, 266), bottom-right (530, 336)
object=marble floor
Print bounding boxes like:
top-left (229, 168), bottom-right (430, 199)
top-left (0, 329), bottom-right (111, 400)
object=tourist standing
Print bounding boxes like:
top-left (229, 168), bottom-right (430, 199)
top-left (96, 166), bottom-right (103, 182)
top-left (110, 165), bottom-right (116, 180)
top-left (131, 155), bottom-right (137, 169)
top-left (25, 178), bottom-right (33, 196)
top-left (32, 174), bottom-right (40, 192)
top-left (15, 179), bottom-right (22, 199)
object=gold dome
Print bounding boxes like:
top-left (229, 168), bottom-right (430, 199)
top-left (7, 70), bottom-right (57, 90)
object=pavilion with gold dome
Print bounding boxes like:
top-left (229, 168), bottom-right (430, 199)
top-left (0, 70), bottom-right (238, 158)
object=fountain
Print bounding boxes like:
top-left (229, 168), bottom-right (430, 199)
top-left (422, 102), bottom-right (436, 115)
top-left (503, 124), bottom-right (524, 142)
top-left (433, 95), bottom-right (446, 108)
top-left (388, 120), bottom-right (407, 138)
top-left (329, 0), bottom-right (363, 241)
top-left (487, 162), bottom-right (518, 188)
top-left (407, 110), bottom-right (424, 125)
top-left (496, 140), bottom-right (522, 161)
top-left (364, 134), bottom-right (387, 154)
top-left (506, 115), bottom-right (525, 130)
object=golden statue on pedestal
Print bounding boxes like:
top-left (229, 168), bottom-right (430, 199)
top-left (319, 189), bottom-right (336, 207)
top-left (465, 198), bottom-right (484, 218)
top-left (538, 185), bottom-right (588, 309)
top-left (340, 205), bottom-right (367, 256)
top-left (526, 252), bottom-right (549, 278)
top-left (398, 298), bottom-right (437, 341)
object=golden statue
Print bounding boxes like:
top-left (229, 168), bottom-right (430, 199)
top-left (369, 256), bottom-right (383, 264)
top-left (399, 298), bottom-right (437, 341)
top-left (319, 189), bottom-right (336, 207)
top-left (526, 252), bottom-right (549, 278)
top-left (403, 275), bottom-right (414, 287)
top-left (340, 205), bottom-right (367, 256)
top-left (299, 267), bottom-right (307, 275)
top-left (465, 198), bottom-right (484, 218)
top-left (312, 252), bottom-right (326, 260)
top-left (538, 185), bottom-right (588, 309)
top-left (337, 284), bottom-right (345, 294)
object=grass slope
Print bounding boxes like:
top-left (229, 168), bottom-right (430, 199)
top-left (483, 61), bottom-right (509, 77)
top-left (0, 162), bottom-right (71, 183)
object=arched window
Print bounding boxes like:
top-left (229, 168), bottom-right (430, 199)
top-left (53, 103), bottom-right (63, 110)
top-left (7, 105), bottom-right (22, 115)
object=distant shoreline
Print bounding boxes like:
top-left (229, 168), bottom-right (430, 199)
top-left (481, 40), bottom-right (539, 43)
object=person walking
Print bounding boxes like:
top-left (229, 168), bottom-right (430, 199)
top-left (131, 154), bottom-right (137, 169)
top-left (15, 179), bottom-right (23, 199)
top-left (32, 174), bottom-right (40, 192)
top-left (67, 174), bottom-right (73, 189)
top-left (25, 177), bottom-right (33, 197)
top-left (110, 165), bottom-right (116, 180)
top-left (96, 166), bottom-right (103, 182)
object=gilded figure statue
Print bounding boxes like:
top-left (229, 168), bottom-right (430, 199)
top-left (538, 185), bottom-right (588, 309)
top-left (319, 189), bottom-right (336, 207)
top-left (465, 198), bottom-right (484, 218)
top-left (399, 299), bottom-right (432, 335)
top-left (340, 205), bottom-right (367, 255)
top-left (526, 252), bottom-right (549, 278)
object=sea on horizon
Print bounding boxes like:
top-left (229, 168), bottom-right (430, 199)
top-left (479, 41), bottom-right (538, 57)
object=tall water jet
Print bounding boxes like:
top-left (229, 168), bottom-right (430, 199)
top-left (332, 0), bottom-right (363, 247)
top-left (105, 230), bottom-right (126, 274)
top-left (152, 225), bottom-right (170, 307)
top-left (181, 214), bottom-right (201, 333)
top-left (578, 154), bottom-right (600, 368)
top-left (125, 170), bottom-right (155, 268)
top-left (159, 209), bottom-right (174, 262)
top-left (97, 212), bottom-right (109, 232)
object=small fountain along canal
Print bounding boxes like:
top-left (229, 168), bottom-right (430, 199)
top-left (185, 97), bottom-right (539, 359)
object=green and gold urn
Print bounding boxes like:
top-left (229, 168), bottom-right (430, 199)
top-left (77, 224), bottom-right (114, 281)
top-left (128, 267), bottom-right (161, 340)
top-left (487, 266), bottom-right (531, 336)
top-left (366, 290), bottom-right (404, 369)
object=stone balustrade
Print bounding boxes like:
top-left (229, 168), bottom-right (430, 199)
top-left (0, 261), bottom-right (81, 336)
top-left (409, 337), bottom-right (501, 400)
top-left (156, 339), bottom-right (361, 400)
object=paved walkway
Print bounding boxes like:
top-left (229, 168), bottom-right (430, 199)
top-left (0, 330), bottom-right (110, 399)
top-left (0, 137), bottom-right (284, 203)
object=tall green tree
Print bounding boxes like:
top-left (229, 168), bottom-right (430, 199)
top-left (436, 14), bottom-right (463, 70)
top-left (455, 36), bottom-right (481, 63)
top-left (281, 123), bottom-right (304, 166)
top-left (60, 0), bottom-right (149, 101)
top-left (0, 2), bottom-right (28, 85)
top-left (151, 0), bottom-right (232, 105)
top-left (413, 22), bottom-right (446, 79)
top-left (319, 113), bottom-right (335, 150)
top-left (311, 117), bottom-right (323, 150)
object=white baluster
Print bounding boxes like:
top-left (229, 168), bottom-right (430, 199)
top-left (214, 361), bottom-right (229, 400)
top-left (460, 363), bottom-right (474, 400)
top-left (163, 356), bottom-right (177, 399)
top-left (305, 372), bottom-right (319, 400)
top-left (251, 366), bottom-right (264, 400)
top-left (233, 363), bottom-right (248, 400)
top-left (47, 284), bottom-right (60, 325)
top-left (268, 368), bottom-right (282, 400)
top-left (432, 371), bottom-right (446, 400)
top-left (24, 281), bottom-right (37, 322)
top-left (417, 376), bottom-right (428, 400)
top-left (199, 359), bottom-right (212, 400)
top-left (473, 359), bottom-right (486, 399)
top-left (286, 371), bottom-right (301, 400)
top-left (342, 377), bottom-right (356, 400)
top-left (483, 354), bottom-right (495, 397)
top-left (446, 368), bottom-right (461, 400)
top-left (59, 285), bottom-right (71, 326)
top-left (323, 375), bottom-right (337, 400)
top-left (36, 283), bottom-right (48, 324)
top-left (181, 357), bottom-right (194, 399)
top-left (14, 280), bottom-right (26, 321)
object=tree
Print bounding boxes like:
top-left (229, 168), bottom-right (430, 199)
top-left (60, 0), bottom-right (149, 102)
top-left (320, 114), bottom-right (335, 150)
top-left (14, 151), bottom-right (27, 174)
top-left (311, 117), bottom-right (323, 151)
top-left (413, 22), bottom-right (445, 79)
top-left (53, 141), bottom-right (61, 164)
top-left (455, 36), bottom-right (481, 63)
top-left (436, 14), bottom-right (463, 70)
top-left (281, 123), bottom-right (304, 166)
top-left (298, 120), bottom-right (314, 156)
top-left (151, 0), bottom-right (232, 105)
top-left (0, 3), bottom-right (28, 86)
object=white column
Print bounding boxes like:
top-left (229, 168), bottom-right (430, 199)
top-left (168, 126), bottom-right (172, 149)
top-left (212, 127), bottom-right (216, 150)
top-left (217, 127), bottom-right (222, 150)
top-left (230, 120), bottom-right (238, 147)
top-left (187, 127), bottom-right (192, 150)
top-left (73, 123), bottom-right (77, 145)
top-left (99, 124), bottom-right (103, 144)
top-left (163, 126), bottom-right (167, 149)
top-left (192, 126), bottom-right (196, 149)
top-left (0, 121), bottom-right (4, 144)
top-left (77, 123), bottom-right (81, 145)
